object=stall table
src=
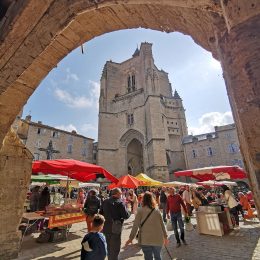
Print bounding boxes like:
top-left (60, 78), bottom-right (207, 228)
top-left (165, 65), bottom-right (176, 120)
top-left (19, 212), bottom-right (45, 249)
top-left (196, 206), bottom-right (233, 236)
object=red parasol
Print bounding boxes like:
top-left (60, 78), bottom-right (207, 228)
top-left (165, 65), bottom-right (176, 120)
top-left (108, 174), bottom-right (145, 189)
top-left (32, 159), bottom-right (118, 183)
top-left (175, 165), bottom-right (246, 181)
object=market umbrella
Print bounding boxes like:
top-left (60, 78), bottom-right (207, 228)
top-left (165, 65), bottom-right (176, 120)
top-left (175, 165), bottom-right (246, 181)
top-left (31, 175), bottom-right (60, 184)
top-left (32, 159), bottom-right (118, 183)
top-left (135, 173), bottom-right (162, 186)
top-left (164, 181), bottom-right (195, 187)
top-left (109, 174), bottom-right (144, 189)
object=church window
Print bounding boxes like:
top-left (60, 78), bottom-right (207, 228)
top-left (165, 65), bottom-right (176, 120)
top-left (127, 76), bottom-right (131, 93)
top-left (176, 122), bottom-right (178, 125)
top-left (127, 114), bottom-right (134, 125)
top-left (132, 75), bottom-right (135, 91)
top-left (52, 131), bottom-right (59, 138)
top-left (207, 147), bottom-right (213, 156)
top-left (37, 128), bottom-right (42, 134)
top-left (82, 148), bottom-right (87, 156)
top-left (35, 140), bottom-right (41, 148)
top-left (228, 143), bottom-right (238, 153)
top-left (67, 144), bottom-right (73, 154)
top-left (192, 149), bottom-right (197, 158)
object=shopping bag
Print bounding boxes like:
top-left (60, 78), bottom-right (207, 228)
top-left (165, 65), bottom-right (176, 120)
top-left (166, 219), bottom-right (173, 231)
top-left (185, 222), bottom-right (194, 231)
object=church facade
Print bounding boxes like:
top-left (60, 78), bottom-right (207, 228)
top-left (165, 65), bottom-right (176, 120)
top-left (98, 42), bottom-right (188, 181)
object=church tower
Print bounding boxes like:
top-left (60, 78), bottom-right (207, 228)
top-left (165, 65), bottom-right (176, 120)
top-left (98, 42), bottom-right (187, 181)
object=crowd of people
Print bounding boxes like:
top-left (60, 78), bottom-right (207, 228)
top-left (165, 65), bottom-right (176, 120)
top-left (27, 184), bottom-right (256, 260)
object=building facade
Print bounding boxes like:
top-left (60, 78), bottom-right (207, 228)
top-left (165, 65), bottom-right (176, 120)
top-left (16, 115), bottom-right (94, 162)
top-left (183, 124), bottom-right (244, 170)
top-left (98, 42), bottom-right (188, 181)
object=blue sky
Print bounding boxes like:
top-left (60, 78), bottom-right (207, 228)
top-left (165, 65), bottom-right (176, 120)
top-left (23, 29), bottom-right (233, 141)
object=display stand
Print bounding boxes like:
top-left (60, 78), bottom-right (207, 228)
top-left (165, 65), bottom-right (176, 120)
top-left (196, 206), bottom-right (233, 236)
top-left (19, 212), bottom-right (45, 250)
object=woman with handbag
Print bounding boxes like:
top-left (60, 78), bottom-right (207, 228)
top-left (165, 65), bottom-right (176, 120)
top-left (125, 192), bottom-right (168, 260)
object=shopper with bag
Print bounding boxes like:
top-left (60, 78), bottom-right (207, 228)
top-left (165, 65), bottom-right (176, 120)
top-left (125, 192), bottom-right (168, 260)
top-left (100, 188), bottom-right (130, 260)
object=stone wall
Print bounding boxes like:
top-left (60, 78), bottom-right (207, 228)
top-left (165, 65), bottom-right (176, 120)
top-left (0, 129), bottom-right (33, 259)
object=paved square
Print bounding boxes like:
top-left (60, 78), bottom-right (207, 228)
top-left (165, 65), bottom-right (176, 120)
top-left (18, 215), bottom-right (260, 260)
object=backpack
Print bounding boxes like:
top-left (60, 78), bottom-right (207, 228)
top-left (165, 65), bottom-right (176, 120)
top-left (84, 197), bottom-right (100, 216)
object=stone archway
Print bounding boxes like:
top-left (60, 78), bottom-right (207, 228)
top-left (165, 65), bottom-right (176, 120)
top-left (127, 138), bottom-right (144, 176)
top-left (0, 1), bottom-right (260, 258)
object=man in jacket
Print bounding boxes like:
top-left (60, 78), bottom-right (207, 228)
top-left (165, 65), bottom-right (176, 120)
top-left (159, 187), bottom-right (168, 223)
top-left (100, 188), bottom-right (130, 260)
top-left (166, 187), bottom-right (188, 247)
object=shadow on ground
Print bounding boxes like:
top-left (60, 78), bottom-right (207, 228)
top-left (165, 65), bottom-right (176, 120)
top-left (162, 223), bottom-right (260, 260)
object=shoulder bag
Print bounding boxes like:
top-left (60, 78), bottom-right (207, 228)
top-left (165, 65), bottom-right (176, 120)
top-left (136, 208), bottom-right (155, 239)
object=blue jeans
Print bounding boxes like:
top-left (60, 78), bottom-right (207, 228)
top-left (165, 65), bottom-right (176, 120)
top-left (160, 202), bottom-right (167, 222)
top-left (171, 211), bottom-right (185, 243)
top-left (141, 245), bottom-right (162, 260)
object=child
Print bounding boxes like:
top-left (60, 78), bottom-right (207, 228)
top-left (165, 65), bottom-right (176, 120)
top-left (81, 214), bottom-right (107, 260)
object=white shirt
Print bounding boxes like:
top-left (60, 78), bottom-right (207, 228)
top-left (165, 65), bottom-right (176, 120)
top-left (224, 190), bottom-right (238, 208)
top-left (182, 190), bottom-right (192, 204)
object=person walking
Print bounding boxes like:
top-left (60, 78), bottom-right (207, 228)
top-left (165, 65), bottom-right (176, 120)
top-left (83, 189), bottom-right (101, 231)
top-left (100, 188), bottom-right (130, 260)
top-left (128, 189), bottom-right (138, 214)
top-left (29, 186), bottom-right (40, 212)
top-left (182, 185), bottom-right (193, 216)
top-left (166, 187), bottom-right (188, 247)
top-left (125, 191), bottom-right (168, 260)
top-left (159, 187), bottom-right (168, 223)
top-left (222, 185), bottom-right (239, 227)
top-left (38, 187), bottom-right (51, 211)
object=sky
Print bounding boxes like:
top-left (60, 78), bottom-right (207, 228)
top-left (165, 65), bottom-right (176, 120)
top-left (23, 29), bottom-right (234, 141)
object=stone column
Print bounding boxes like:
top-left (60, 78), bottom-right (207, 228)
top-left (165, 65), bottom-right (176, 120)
top-left (0, 129), bottom-right (33, 259)
top-left (217, 14), bottom-right (260, 214)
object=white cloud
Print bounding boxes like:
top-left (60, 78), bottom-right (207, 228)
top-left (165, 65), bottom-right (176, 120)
top-left (53, 80), bottom-right (100, 109)
top-left (55, 124), bottom-right (77, 132)
top-left (189, 111), bottom-right (234, 135)
top-left (62, 68), bottom-right (79, 83)
top-left (54, 88), bottom-right (93, 108)
top-left (89, 80), bottom-right (100, 99)
top-left (89, 80), bottom-right (100, 109)
top-left (81, 123), bottom-right (97, 133)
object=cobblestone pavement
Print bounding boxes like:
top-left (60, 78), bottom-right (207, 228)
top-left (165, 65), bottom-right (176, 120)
top-left (18, 215), bottom-right (260, 260)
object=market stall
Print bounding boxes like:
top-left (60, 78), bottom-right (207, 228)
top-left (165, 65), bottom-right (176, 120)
top-left (26, 159), bottom-right (117, 242)
top-left (135, 173), bottom-right (162, 186)
top-left (175, 166), bottom-right (247, 236)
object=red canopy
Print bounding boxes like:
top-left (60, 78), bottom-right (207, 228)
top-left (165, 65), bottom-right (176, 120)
top-left (32, 159), bottom-right (118, 183)
top-left (175, 165), bottom-right (247, 181)
top-left (108, 174), bottom-right (144, 189)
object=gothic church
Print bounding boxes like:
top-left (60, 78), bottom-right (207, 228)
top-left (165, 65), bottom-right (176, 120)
top-left (98, 42), bottom-right (187, 181)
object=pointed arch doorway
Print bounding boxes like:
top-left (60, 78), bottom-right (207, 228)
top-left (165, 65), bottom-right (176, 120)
top-left (127, 138), bottom-right (143, 176)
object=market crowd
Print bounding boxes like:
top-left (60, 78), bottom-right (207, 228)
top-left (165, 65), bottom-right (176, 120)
top-left (28, 184), bottom-right (256, 260)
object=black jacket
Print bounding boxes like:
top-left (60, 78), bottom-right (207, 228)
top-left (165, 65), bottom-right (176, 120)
top-left (100, 197), bottom-right (130, 234)
top-left (83, 195), bottom-right (101, 216)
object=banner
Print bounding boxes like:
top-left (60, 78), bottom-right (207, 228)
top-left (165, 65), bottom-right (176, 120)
top-left (48, 212), bottom-right (85, 228)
